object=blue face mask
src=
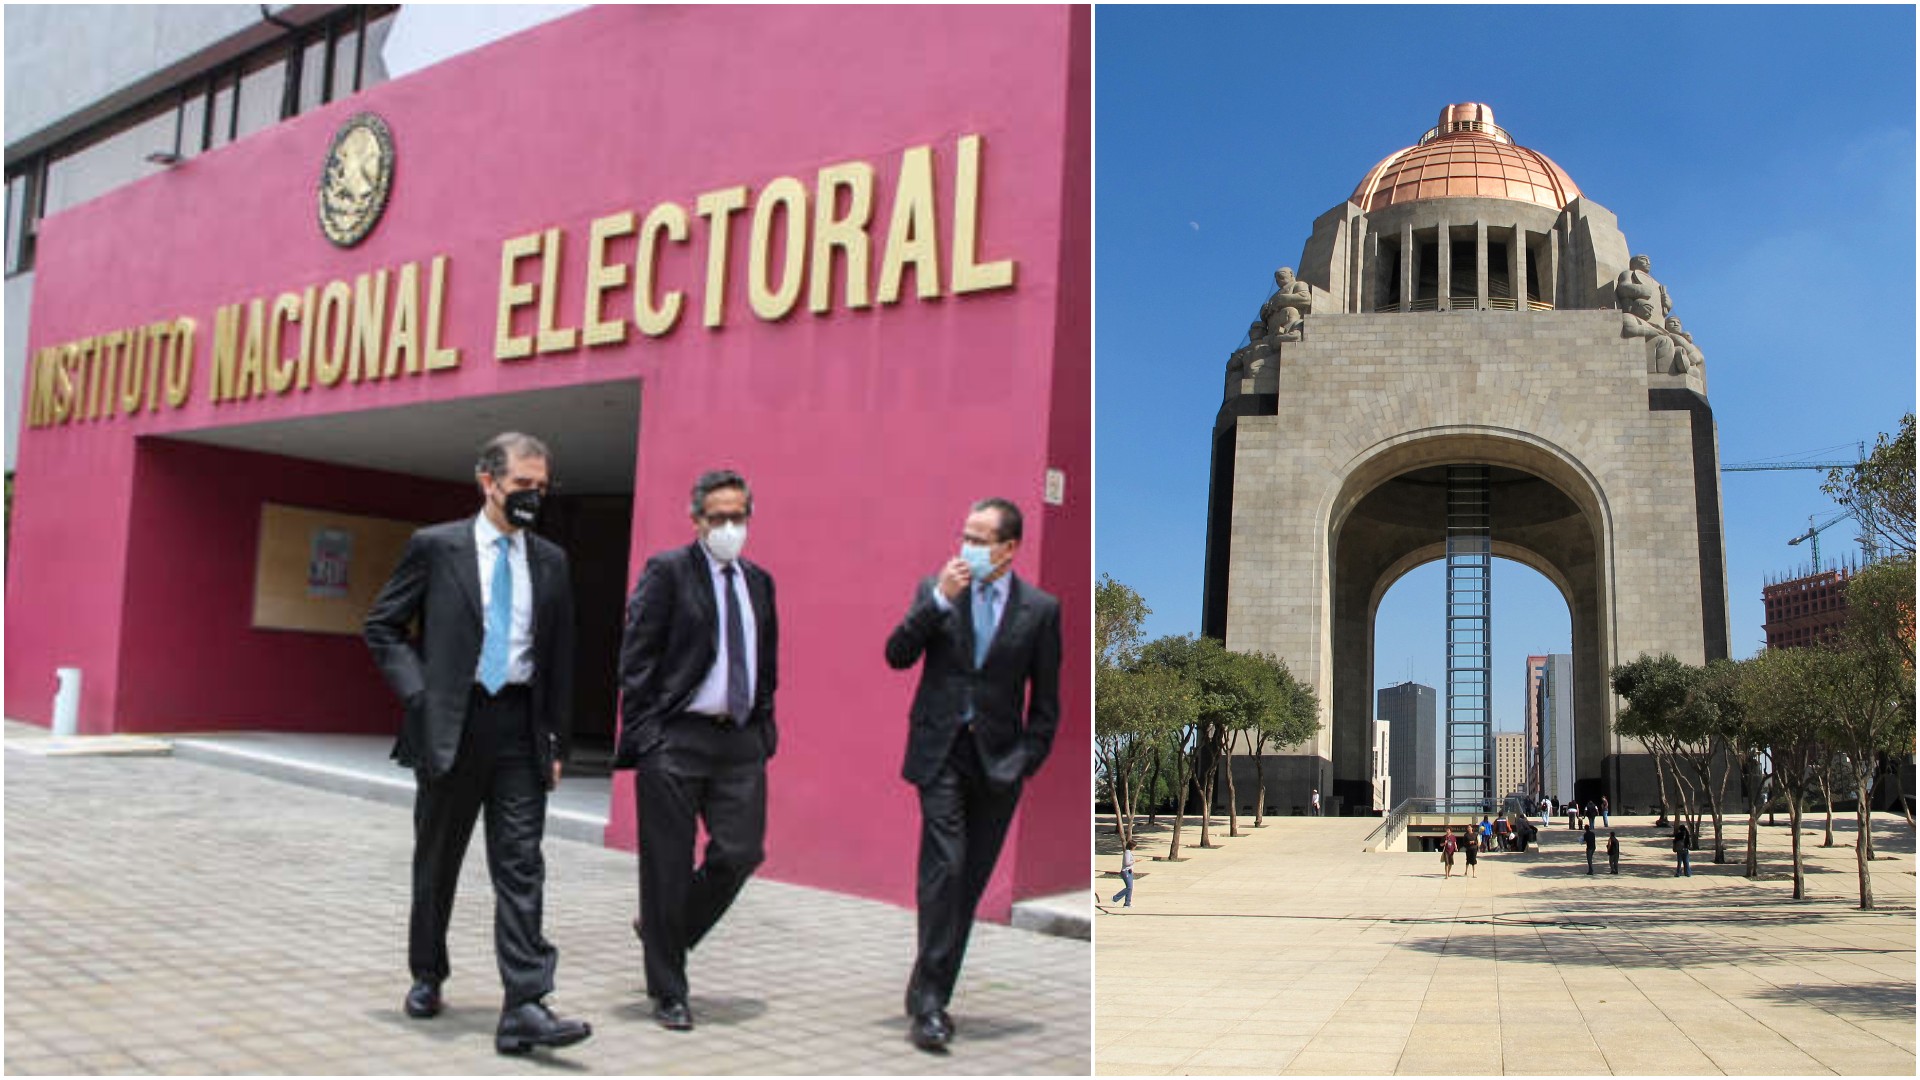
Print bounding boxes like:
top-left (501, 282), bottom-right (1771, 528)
top-left (961, 542), bottom-right (996, 583)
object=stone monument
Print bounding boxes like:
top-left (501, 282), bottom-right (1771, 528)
top-left (1205, 103), bottom-right (1725, 816)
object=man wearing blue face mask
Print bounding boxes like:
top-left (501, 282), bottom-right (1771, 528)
top-left (614, 469), bottom-right (779, 1033)
top-left (885, 498), bottom-right (1062, 1053)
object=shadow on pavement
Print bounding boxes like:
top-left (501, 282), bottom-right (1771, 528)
top-left (872, 1014), bottom-right (1045, 1042)
top-left (610, 993), bottom-right (769, 1027)
top-left (363, 1006), bottom-right (591, 1070)
top-left (1751, 981), bottom-right (1917, 1020)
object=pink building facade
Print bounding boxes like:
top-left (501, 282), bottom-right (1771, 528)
top-left (6, 6), bottom-right (1090, 919)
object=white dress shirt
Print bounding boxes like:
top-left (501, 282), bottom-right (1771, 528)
top-left (473, 512), bottom-right (535, 686)
top-left (688, 542), bottom-right (757, 717)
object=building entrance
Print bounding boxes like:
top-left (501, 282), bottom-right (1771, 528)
top-left (130, 379), bottom-right (640, 764)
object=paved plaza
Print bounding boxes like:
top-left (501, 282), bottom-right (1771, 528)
top-left (1093, 810), bottom-right (1915, 1075)
top-left (3, 730), bottom-right (1089, 1075)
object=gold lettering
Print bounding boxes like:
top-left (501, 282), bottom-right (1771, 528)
top-left (268, 292), bottom-right (301, 394)
top-left (296, 287), bottom-right (317, 389)
top-left (28, 347), bottom-right (56, 426)
top-left (143, 320), bottom-right (166, 409)
top-left (120, 324), bottom-right (146, 413)
top-left (383, 262), bottom-right (421, 377)
top-left (165, 318), bottom-right (195, 408)
top-left (696, 186), bottom-right (750, 328)
top-left (349, 270), bottom-right (388, 383)
top-left (951, 134), bottom-right (1015, 294)
top-left (536, 228), bottom-right (578, 354)
top-left (96, 333), bottom-right (121, 419)
top-left (237, 299), bottom-right (268, 399)
top-left (80, 337), bottom-right (102, 420)
top-left (210, 306), bottom-right (241, 403)
top-left (583, 212), bottom-right (635, 347)
top-left (424, 257), bottom-right (460, 371)
top-left (495, 232), bottom-right (540, 361)
top-left (57, 344), bottom-right (80, 422)
top-left (314, 281), bottom-right (352, 386)
top-left (749, 177), bottom-right (807, 321)
top-left (811, 162), bottom-right (874, 313)
top-left (877, 145), bottom-right (940, 303)
top-left (635, 202), bottom-right (688, 337)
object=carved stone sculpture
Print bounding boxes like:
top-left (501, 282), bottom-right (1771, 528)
top-left (1664, 316), bottom-right (1703, 374)
top-left (1260, 267), bottom-right (1313, 342)
top-left (1227, 320), bottom-right (1272, 379)
top-left (1616, 254), bottom-right (1676, 372)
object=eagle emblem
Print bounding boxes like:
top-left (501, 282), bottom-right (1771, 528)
top-left (317, 113), bottom-right (394, 247)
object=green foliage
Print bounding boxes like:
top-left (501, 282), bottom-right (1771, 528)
top-left (1824, 413), bottom-right (1915, 561)
top-left (1095, 573), bottom-right (1151, 671)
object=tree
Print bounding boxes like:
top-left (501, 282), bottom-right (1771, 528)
top-left (1095, 576), bottom-right (1165, 844)
top-left (1135, 634), bottom-right (1215, 859)
top-left (1816, 638), bottom-right (1913, 910)
top-left (1738, 647), bottom-right (1827, 899)
top-left (1239, 652), bottom-right (1321, 828)
top-left (1612, 654), bottom-right (1716, 854)
top-left (1842, 554), bottom-right (1916, 831)
top-left (1823, 413), bottom-right (1915, 562)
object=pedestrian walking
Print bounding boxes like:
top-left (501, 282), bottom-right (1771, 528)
top-left (1672, 821), bottom-right (1691, 877)
top-left (1568, 803), bottom-right (1577, 831)
top-left (1464, 831), bottom-right (1479, 878)
top-left (1310, 788), bottom-right (1321, 817)
top-left (1112, 841), bottom-right (1136, 908)
top-left (1539, 796), bottom-right (1550, 826)
top-left (1480, 817), bottom-right (1493, 854)
top-left (1600, 795), bottom-right (1610, 828)
top-left (1494, 816), bottom-right (1509, 853)
top-left (1442, 828), bottom-right (1457, 879)
top-left (364, 432), bottom-right (592, 1054)
top-left (1583, 821), bottom-right (1596, 875)
top-left (1606, 831), bottom-right (1619, 874)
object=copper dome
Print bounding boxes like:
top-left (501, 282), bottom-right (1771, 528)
top-left (1351, 104), bottom-right (1581, 213)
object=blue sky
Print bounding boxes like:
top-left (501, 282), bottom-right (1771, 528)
top-left (1094, 5), bottom-right (1916, 733)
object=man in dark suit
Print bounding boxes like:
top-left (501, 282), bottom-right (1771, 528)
top-left (885, 497), bottom-right (1061, 1053)
top-left (614, 469), bottom-right (778, 1032)
top-left (364, 432), bottom-right (591, 1055)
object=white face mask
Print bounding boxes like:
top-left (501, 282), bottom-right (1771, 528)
top-left (704, 522), bottom-right (747, 563)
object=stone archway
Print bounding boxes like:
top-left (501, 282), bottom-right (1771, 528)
top-left (1324, 428), bottom-right (1615, 811)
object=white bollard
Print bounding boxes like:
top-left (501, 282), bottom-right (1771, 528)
top-left (52, 668), bottom-right (81, 737)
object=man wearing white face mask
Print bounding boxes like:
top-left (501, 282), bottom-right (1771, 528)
top-left (614, 469), bottom-right (779, 1032)
top-left (885, 498), bottom-right (1061, 1053)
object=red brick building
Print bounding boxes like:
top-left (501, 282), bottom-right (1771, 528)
top-left (1762, 563), bottom-right (1856, 649)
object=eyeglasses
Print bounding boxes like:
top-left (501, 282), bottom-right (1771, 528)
top-left (702, 512), bottom-right (750, 526)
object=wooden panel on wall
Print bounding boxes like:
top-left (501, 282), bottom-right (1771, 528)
top-left (253, 504), bottom-right (423, 635)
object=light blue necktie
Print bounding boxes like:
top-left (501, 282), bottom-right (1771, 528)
top-left (972, 581), bottom-right (996, 668)
top-left (479, 536), bottom-right (512, 693)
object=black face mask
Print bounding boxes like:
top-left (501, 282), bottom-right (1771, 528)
top-left (503, 488), bottom-right (543, 529)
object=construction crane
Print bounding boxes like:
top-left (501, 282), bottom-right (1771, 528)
top-left (1721, 441), bottom-right (1864, 473)
top-left (1788, 510), bottom-right (1852, 574)
top-left (1724, 441), bottom-right (1879, 563)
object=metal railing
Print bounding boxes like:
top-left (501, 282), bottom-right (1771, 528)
top-left (1363, 797), bottom-right (1511, 852)
top-left (1419, 120), bottom-right (1511, 145)
top-left (1371, 297), bottom-right (1555, 313)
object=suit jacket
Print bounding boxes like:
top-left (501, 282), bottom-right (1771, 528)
top-left (614, 541), bottom-right (779, 767)
top-left (885, 572), bottom-right (1061, 789)
top-left (364, 516), bottom-right (575, 779)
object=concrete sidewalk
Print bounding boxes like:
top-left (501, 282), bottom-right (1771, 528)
top-left (1093, 812), bottom-right (1914, 1075)
top-left (2, 728), bottom-right (1089, 1075)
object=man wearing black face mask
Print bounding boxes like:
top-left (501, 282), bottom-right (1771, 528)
top-left (365, 432), bottom-right (591, 1056)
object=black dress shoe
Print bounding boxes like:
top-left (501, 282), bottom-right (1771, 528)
top-left (495, 1000), bottom-right (592, 1055)
top-left (404, 980), bottom-right (442, 1019)
top-left (909, 1009), bottom-right (952, 1052)
top-left (653, 997), bottom-right (694, 1031)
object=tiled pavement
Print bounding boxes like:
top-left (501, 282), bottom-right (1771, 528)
top-left (3, 740), bottom-right (1089, 1075)
top-left (1093, 811), bottom-right (1915, 1075)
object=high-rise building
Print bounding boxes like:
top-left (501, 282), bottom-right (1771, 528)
top-left (1378, 681), bottom-right (1438, 802)
top-left (1523, 654), bottom-right (1548, 795)
top-left (1763, 562), bottom-right (1856, 650)
top-left (1537, 654), bottom-right (1575, 803)
top-left (1371, 719), bottom-right (1392, 811)
top-left (1493, 730), bottom-right (1524, 798)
